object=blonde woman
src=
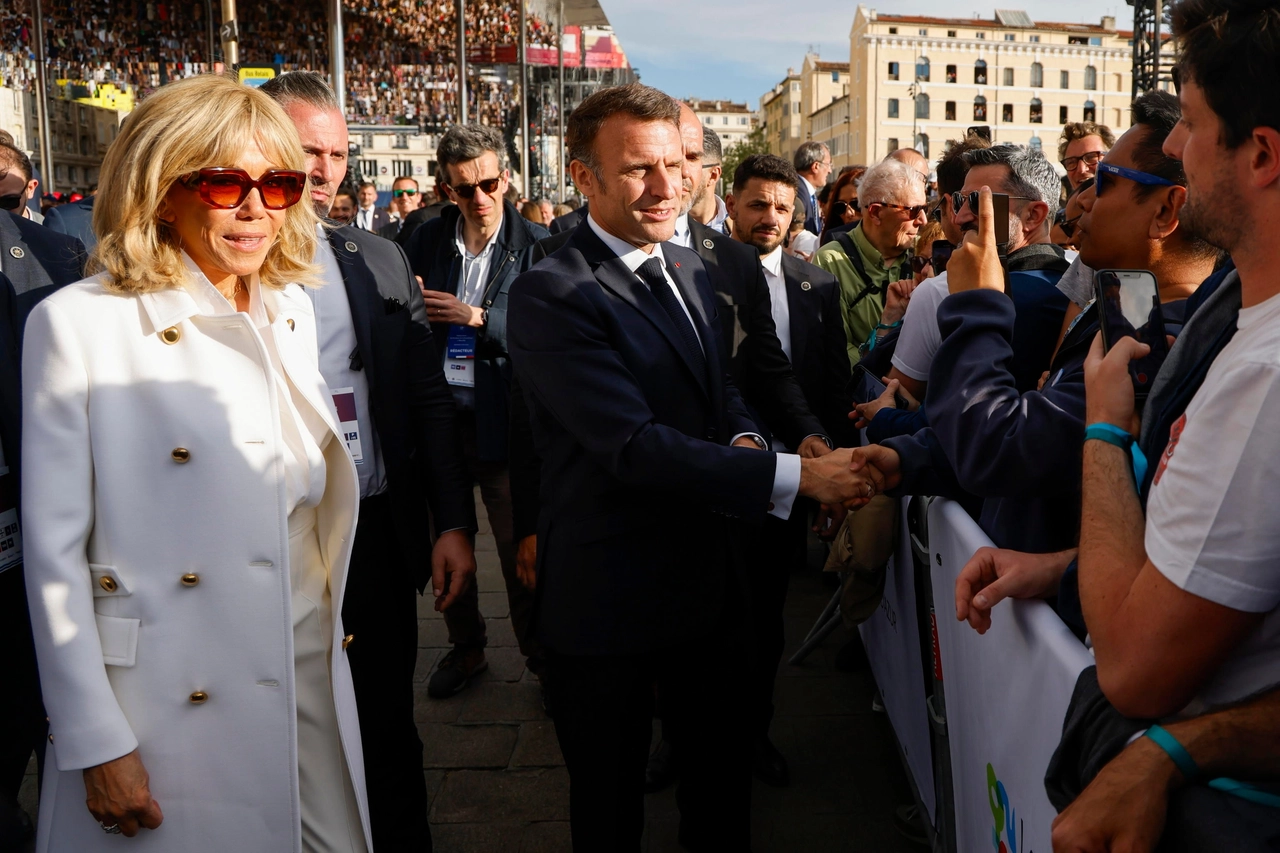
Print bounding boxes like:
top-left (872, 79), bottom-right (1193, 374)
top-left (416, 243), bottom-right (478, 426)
top-left (22, 75), bottom-right (370, 852)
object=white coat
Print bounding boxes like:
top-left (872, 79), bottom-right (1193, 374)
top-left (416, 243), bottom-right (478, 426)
top-left (21, 275), bottom-right (372, 853)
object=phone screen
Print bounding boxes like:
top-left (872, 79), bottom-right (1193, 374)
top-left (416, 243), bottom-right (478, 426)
top-left (1094, 269), bottom-right (1169, 400)
top-left (991, 193), bottom-right (1010, 259)
top-left (931, 240), bottom-right (954, 275)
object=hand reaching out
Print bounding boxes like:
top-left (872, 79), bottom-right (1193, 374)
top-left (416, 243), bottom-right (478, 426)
top-left (954, 547), bottom-right (1076, 634)
top-left (851, 378), bottom-right (919, 429)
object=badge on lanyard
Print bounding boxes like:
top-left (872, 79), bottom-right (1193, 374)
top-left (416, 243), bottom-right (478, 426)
top-left (444, 324), bottom-right (477, 388)
top-left (330, 387), bottom-right (365, 464)
top-left (0, 441), bottom-right (22, 574)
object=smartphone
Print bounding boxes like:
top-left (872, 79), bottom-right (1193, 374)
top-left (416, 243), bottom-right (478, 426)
top-left (847, 362), bottom-right (910, 410)
top-left (931, 240), bottom-right (954, 275)
top-left (991, 192), bottom-right (1010, 261)
top-left (1094, 269), bottom-right (1169, 401)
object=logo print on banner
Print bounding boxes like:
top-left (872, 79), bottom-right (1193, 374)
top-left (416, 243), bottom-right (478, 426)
top-left (987, 763), bottom-right (1022, 853)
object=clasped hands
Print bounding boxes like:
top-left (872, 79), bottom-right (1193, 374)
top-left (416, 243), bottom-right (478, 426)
top-left (796, 444), bottom-right (903, 509)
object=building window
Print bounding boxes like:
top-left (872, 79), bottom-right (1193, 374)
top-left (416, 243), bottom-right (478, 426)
top-left (946, 64), bottom-right (957, 83)
top-left (1004, 33), bottom-right (1016, 41)
top-left (888, 61), bottom-right (899, 81)
top-left (358, 159), bottom-right (378, 178)
top-left (392, 160), bottom-right (413, 177)
top-left (1029, 34), bottom-right (1040, 43)
top-left (1059, 105), bottom-right (1069, 123)
top-left (1083, 100), bottom-right (1097, 122)
top-left (1068, 35), bottom-right (1089, 45)
top-left (947, 29), bottom-right (957, 37)
top-left (739, 116), bottom-right (749, 125)
top-left (975, 59), bottom-right (988, 85)
top-left (1089, 36), bottom-right (1102, 45)
top-left (888, 26), bottom-right (898, 34)
top-left (1030, 62), bottom-right (1043, 87)
top-left (1002, 103), bottom-right (1014, 122)
top-left (945, 100), bottom-right (956, 121)
top-left (887, 98), bottom-right (899, 118)
top-left (916, 57), bottom-right (930, 82)
top-left (973, 95), bottom-right (987, 121)
top-left (362, 133), bottom-right (374, 149)
top-left (1060, 70), bottom-right (1070, 88)
top-left (1030, 98), bottom-right (1043, 123)
top-left (1029, 135), bottom-right (1042, 151)
top-left (887, 137), bottom-right (899, 152)
top-left (1003, 67), bottom-right (1014, 86)
top-left (831, 70), bottom-right (840, 82)
top-left (704, 116), bottom-right (712, 124)
top-left (1084, 65), bottom-right (1097, 90)
top-left (915, 133), bottom-right (930, 159)
top-left (976, 31), bottom-right (986, 39)
top-left (915, 92), bottom-right (930, 119)
top-left (919, 28), bottom-right (928, 36)
top-left (722, 116), bottom-right (729, 125)
top-left (393, 133), bottom-right (409, 149)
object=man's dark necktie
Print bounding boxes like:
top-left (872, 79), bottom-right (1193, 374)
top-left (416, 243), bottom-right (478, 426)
top-left (634, 256), bottom-right (707, 382)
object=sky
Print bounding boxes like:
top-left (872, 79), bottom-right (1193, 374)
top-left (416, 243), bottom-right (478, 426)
top-left (605, 0), bottom-right (1131, 108)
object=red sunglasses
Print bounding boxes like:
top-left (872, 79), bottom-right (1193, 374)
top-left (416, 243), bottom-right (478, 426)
top-left (179, 167), bottom-right (307, 210)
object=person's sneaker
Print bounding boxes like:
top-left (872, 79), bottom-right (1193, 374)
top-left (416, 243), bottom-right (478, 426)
top-left (426, 645), bottom-right (488, 699)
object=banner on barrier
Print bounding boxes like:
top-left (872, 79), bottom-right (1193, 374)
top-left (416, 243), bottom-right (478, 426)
top-left (928, 499), bottom-right (1094, 853)
top-left (860, 497), bottom-right (936, 823)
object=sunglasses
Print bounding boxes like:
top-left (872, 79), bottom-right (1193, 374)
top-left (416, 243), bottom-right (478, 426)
top-left (179, 167), bottom-right (307, 210)
top-left (1054, 207), bottom-right (1083, 238)
top-left (1094, 162), bottom-right (1176, 197)
top-left (870, 201), bottom-right (929, 219)
top-left (393, 188), bottom-right (419, 198)
top-left (950, 191), bottom-right (1035, 214)
top-left (0, 194), bottom-right (23, 211)
top-left (910, 255), bottom-right (933, 275)
top-left (1061, 150), bottom-right (1104, 172)
top-left (448, 176), bottom-right (502, 199)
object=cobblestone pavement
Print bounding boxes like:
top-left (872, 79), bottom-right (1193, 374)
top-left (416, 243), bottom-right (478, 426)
top-left (19, 489), bottom-right (921, 852)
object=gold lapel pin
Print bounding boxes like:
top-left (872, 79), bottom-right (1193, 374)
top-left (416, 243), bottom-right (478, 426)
top-left (345, 241), bottom-right (358, 253)
top-left (9, 247), bottom-right (23, 259)
top-left (801, 281), bottom-right (812, 291)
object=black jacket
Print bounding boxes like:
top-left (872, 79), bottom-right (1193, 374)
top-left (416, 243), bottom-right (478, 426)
top-left (548, 205), bottom-right (586, 235)
top-left (405, 200), bottom-right (549, 461)
top-left (327, 225), bottom-right (476, 590)
top-left (508, 224), bottom-right (774, 655)
top-left (43, 195), bottom-right (97, 252)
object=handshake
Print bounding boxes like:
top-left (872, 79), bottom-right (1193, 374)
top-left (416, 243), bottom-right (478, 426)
top-left (797, 445), bottom-right (903, 507)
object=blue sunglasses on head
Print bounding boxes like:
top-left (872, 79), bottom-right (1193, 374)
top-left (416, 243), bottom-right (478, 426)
top-left (1095, 161), bottom-right (1176, 196)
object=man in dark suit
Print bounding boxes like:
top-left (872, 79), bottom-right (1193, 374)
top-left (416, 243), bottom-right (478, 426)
top-left (726, 152), bottom-right (855, 785)
top-left (508, 83), bottom-right (870, 852)
top-left (264, 72), bottom-right (477, 853)
top-left (547, 201), bottom-right (585, 234)
top-left (404, 124), bottom-right (549, 699)
top-left (43, 191), bottom-right (97, 251)
top-left (353, 180), bottom-right (393, 233)
top-left (0, 215), bottom-right (86, 848)
top-left (793, 141), bottom-right (832, 236)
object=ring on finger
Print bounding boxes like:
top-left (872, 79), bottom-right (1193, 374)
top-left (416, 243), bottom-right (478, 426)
top-left (100, 822), bottom-right (122, 834)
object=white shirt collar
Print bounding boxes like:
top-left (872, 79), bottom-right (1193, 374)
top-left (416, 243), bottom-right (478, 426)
top-left (587, 213), bottom-right (666, 273)
top-left (670, 213), bottom-right (693, 249)
top-left (454, 214), bottom-right (503, 260)
top-left (799, 176), bottom-right (818, 196)
top-left (707, 195), bottom-right (730, 233)
top-left (760, 246), bottom-right (784, 279)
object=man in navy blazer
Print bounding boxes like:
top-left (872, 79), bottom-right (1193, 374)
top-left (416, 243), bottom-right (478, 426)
top-left (43, 192), bottom-right (97, 252)
top-left (508, 83), bottom-right (868, 852)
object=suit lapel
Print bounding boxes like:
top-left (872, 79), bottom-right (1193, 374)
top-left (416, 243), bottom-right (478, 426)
top-left (326, 229), bottom-right (378, 394)
top-left (780, 254), bottom-right (811, 369)
top-left (0, 214), bottom-right (48, 296)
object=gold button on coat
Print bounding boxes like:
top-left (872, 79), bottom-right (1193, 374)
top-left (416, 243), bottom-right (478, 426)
top-left (98, 575), bottom-right (117, 592)
top-left (180, 573), bottom-right (200, 587)
top-left (286, 318), bottom-right (295, 331)
top-left (189, 691), bottom-right (209, 704)
top-left (342, 634), bottom-right (354, 650)
top-left (171, 447), bottom-right (190, 463)
top-left (161, 326), bottom-right (181, 344)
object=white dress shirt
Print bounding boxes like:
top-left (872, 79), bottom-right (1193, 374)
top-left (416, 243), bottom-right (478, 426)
top-left (309, 225), bottom-right (387, 499)
top-left (670, 212), bottom-right (693, 250)
top-left (587, 215), bottom-right (799, 519)
top-left (355, 206), bottom-right (375, 232)
top-left (759, 247), bottom-right (792, 362)
top-left (448, 214), bottom-right (504, 409)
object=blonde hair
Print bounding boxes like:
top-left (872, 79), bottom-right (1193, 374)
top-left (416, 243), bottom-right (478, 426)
top-left (89, 74), bottom-right (320, 293)
top-left (914, 220), bottom-right (945, 255)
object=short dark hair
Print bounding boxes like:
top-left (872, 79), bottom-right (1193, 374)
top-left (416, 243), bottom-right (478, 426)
top-left (732, 153), bottom-right (800, 195)
top-left (701, 126), bottom-right (723, 165)
top-left (392, 175), bottom-right (419, 189)
top-left (1128, 89), bottom-right (1186, 197)
top-left (935, 133), bottom-right (991, 197)
top-left (259, 70), bottom-right (341, 113)
top-left (566, 83), bottom-right (680, 179)
top-left (436, 123), bottom-right (506, 184)
top-left (0, 143), bottom-right (33, 183)
top-left (1172, 0), bottom-right (1280, 149)
top-left (357, 180), bottom-right (376, 192)
top-left (793, 141), bottom-right (829, 174)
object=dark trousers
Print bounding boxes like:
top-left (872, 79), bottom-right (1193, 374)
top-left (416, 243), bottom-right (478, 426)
top-left (440, 411), bottom-right (539, 661)
top-left (341, 492), bottom-right (431, 852)
top-left (0, 567), bottom-right (46, 828)
top-left (547, 636), bottom-right (752, 852)
top-left (749, 505), bottom-right (809, 737)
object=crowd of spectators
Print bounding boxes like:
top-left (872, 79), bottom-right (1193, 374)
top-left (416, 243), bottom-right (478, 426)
top-left (0, 0), bottom-right (548, 124)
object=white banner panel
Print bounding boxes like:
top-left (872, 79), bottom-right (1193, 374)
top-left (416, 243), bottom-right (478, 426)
top-left (860, 497), bottom-right (936, 823)
top-left (928, 499), bottom-right (1094, 853)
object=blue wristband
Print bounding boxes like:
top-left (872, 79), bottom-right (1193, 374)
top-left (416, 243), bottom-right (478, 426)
top-left (1145, 724), bottom-right (1199, 781)
top-left (1084, 423), bottom-right (1149, 486)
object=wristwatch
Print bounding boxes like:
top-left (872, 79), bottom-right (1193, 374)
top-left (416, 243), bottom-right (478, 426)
top-left (744, 434), bottom-right (768, 450)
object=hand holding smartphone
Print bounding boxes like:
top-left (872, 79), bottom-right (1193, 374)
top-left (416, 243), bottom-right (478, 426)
top-left (1094, 269), bottom-right (1169, 402)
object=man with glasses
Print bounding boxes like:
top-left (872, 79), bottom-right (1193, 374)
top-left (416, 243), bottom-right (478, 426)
top-left (378, 176), bottom-right (422, 240)
top-left (794, 141), bottom-right (833, 235)
top-left (814, 157), bottom-right (926, 366)
top-left (1059, 121), bottom-right (1116, 190)
top-left (405, 123), bottom-right (550, 700)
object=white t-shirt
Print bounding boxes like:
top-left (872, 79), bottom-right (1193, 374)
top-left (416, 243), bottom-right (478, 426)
top-left (1145, 289), bottom-right (1280, 714)
top-left (889, 272), bottom-right (949, 382)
